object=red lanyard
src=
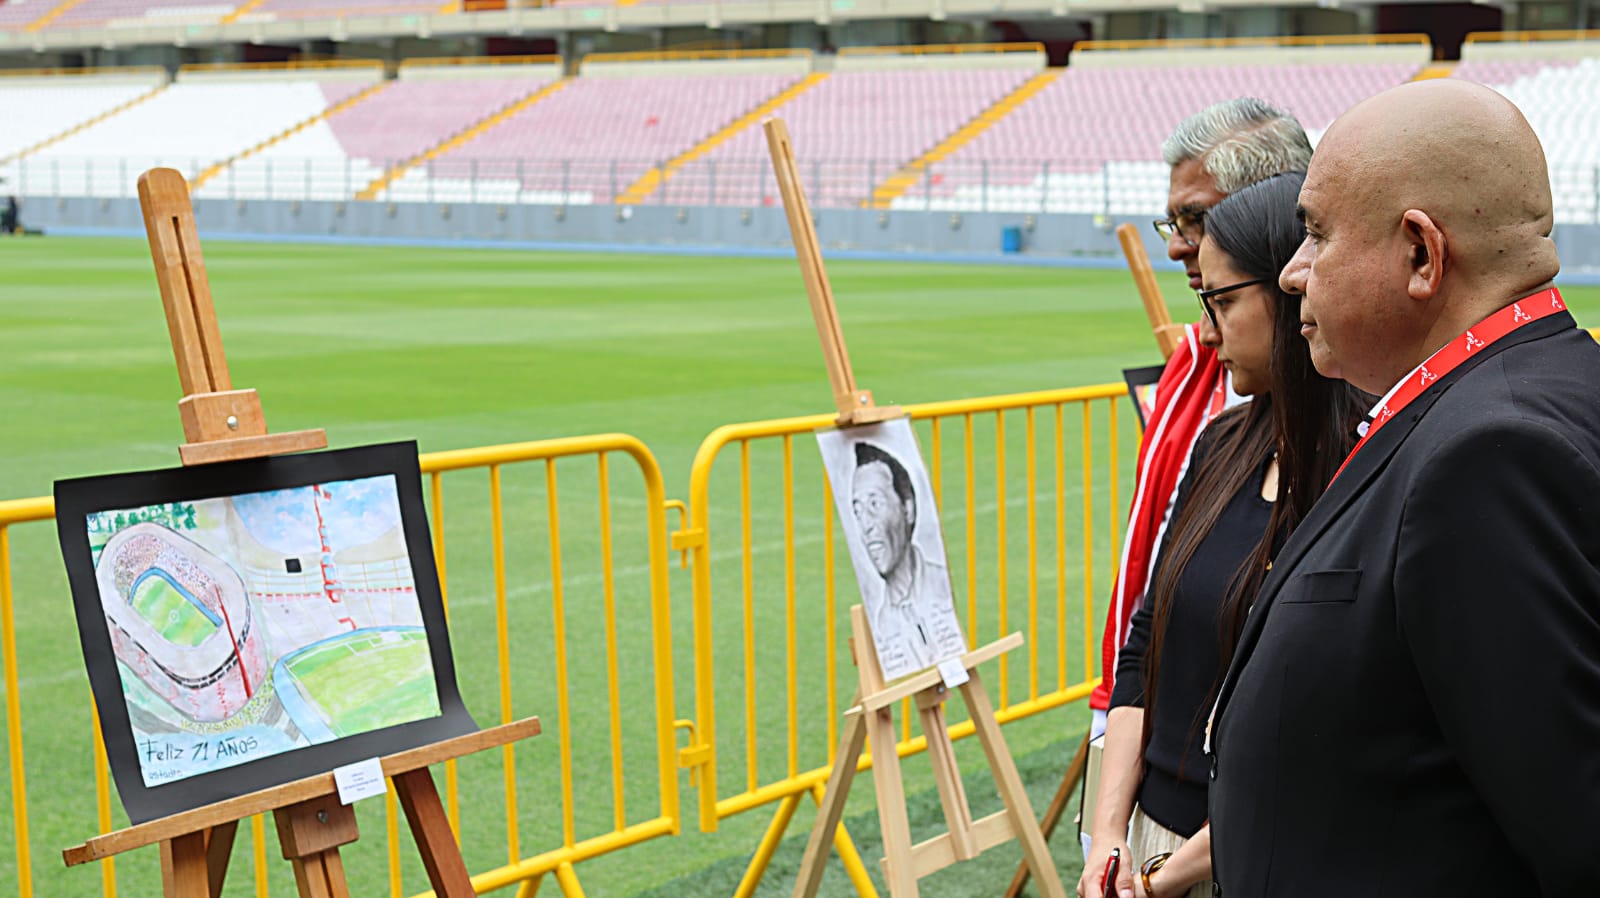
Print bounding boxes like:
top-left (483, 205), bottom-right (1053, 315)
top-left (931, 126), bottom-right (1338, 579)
top-left (1331, 288), bottom-right (1567, 483)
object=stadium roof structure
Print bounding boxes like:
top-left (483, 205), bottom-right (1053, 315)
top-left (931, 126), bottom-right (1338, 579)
top-left (0, 0), bottom-right (1489, 53)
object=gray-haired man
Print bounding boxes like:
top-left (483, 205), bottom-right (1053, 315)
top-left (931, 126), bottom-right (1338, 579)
top-left (1157, 97), bottom-right (1312, 290)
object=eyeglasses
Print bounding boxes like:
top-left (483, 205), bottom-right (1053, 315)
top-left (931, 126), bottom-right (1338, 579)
top-left (1196, 277), bottom-right (1269, 327)
top-left (1153, 210), bottom-right (1207, 247)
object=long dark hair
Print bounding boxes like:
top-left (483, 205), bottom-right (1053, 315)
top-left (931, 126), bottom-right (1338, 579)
top-left (1140, 172), bottom-right (1367, 760)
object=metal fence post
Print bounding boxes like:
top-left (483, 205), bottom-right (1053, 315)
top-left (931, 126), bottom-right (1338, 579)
top-left (1102, 164), bottom-right (1111, 219)
top-left (1040, 161), bottom-right (1049, 215)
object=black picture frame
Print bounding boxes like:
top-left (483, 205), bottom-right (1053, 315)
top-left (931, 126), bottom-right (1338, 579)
top-left (55, 441), bottom-right (477, 825)
top-left (1122, 364), bottom-right (1167, 428)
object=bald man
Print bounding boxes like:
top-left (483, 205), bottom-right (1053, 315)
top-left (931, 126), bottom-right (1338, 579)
top-left (1208, 80), bottom-right (1600, 895)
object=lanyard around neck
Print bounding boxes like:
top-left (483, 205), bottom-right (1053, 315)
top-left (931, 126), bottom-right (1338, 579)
top-left (1330, 288), bottom-right (1567, 484)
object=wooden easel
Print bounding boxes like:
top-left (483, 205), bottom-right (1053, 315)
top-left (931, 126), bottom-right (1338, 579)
top-left (763, 119), bottom-right (1066, 898)
top-left (1116, 222), bottom-right (1183, 361)
top-left (62, 167), bottom-right (541, 898)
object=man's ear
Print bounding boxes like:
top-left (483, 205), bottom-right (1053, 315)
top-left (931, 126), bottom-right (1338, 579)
top-left (1401, 209), bottom-right (1446, 302)
top-left (903, 497), bottom-right (916, 532)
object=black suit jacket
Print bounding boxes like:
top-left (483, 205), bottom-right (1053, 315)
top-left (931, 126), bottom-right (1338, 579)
top-left (1209, 312), bottom-right (1600, 896)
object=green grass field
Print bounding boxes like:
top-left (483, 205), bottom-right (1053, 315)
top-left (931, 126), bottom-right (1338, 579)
top-left (1, 235), bottom-right (1597, 898)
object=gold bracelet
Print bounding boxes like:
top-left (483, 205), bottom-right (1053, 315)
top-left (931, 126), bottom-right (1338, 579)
top-left (1140, 852), bottom-right (1173, 897)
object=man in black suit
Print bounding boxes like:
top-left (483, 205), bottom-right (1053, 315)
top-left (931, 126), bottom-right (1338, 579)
top-left (1208, 78), bottom-right (1600, 895)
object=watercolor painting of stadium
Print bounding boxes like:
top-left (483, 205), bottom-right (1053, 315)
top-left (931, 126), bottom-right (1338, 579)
top-left (86, 474), bottom-right (441, 788)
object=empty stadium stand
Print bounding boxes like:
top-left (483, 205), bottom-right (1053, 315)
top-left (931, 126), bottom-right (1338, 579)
top-left (1456, 56), bottom-right (1599, 224)
top-left (890, 60), bottom-right (1421, 214)
top-left (377, 57), bottom-right (807, 205)
top-left (202, 61), bottom-right (560, 201)
top-left (4, 63), bottom-right (379, 198)
top-left (0, 68), bottom-right (166, 161)
top-left (2, 38), bottom-right (1598, 229)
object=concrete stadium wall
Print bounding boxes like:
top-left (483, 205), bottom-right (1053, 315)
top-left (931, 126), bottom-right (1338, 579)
top-left (18, 196), bottom-right (1600, 275)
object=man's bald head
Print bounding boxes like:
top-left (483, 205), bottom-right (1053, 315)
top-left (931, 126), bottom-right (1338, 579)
top-left (1280, 79), bottom-right (1560, 393)
top-left (1320, 79), bottom-right (1556, 290)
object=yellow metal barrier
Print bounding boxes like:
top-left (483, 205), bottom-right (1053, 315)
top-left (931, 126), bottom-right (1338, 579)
top-left (0, 435), bottom-right (678, 898)
top-left (680, 383), bottom-right (1131, 894)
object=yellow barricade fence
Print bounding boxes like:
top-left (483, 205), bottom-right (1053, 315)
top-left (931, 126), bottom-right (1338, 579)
top-left (0, 434), bottom-right (680, 898)
top-left (0, 383), bottom-right (1144, 898)
top-left (679, 383), bottom-right (1133, 896)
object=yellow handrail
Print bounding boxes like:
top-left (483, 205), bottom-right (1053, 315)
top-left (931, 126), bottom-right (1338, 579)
top-left (838, 41), bottom-right (1046, 56)
top-left (1074, 32), bottom-right (1431, 53)
top-left (176, 58), bottom-right (386, 74)
top-left (581, 47), bottom-right (812, 64)
top-left (1464, 29), bottom-right (1600, 44)
top-left (0, 65), bottom-right (166, 79)
top-left (399, 53), bottom-right (563, 69)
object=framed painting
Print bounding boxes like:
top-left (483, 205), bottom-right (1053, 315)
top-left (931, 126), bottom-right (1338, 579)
top-left (816, 417), bottom-right (966, 682)
top-left (55, 441), bottom-right (476, 824)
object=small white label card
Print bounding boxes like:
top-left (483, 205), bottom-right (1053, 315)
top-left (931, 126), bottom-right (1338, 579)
top-left (333, 757), bottom-right (387, 805)
top-left (938, 658), bottom-right (970, 689)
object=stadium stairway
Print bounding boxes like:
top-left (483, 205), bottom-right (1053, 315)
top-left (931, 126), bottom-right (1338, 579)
top-left (867, 69), bottom-right (1059, 209)
top-left (25, 0), bottom-right (84, 30)
top-left (614, 71), bottom-right (829, 205)
top-left (0, 80), bottom-right (168, 165)
top-left (218, 0), bottom-right (269, 24)
top-left (355, 76), bottom-right (571, 201)
top-left (1412, 62), bottom-right (1458, 80)
top-left (192, 80), bottom-right (391, 190)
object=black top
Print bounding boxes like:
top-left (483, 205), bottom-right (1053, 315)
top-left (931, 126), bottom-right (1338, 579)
top-left (1109, 431), bottom-right (1271, 837)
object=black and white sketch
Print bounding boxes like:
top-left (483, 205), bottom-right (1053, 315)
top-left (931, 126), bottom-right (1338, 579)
top-left (817, 418), bottom-right (966, 680)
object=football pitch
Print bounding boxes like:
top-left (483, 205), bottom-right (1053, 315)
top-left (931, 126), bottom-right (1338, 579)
top-left (2, 235), bottom-right (1597, 898)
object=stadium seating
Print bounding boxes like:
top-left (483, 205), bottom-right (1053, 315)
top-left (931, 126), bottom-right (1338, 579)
top-left (891, 61), bottom-right (1421, 213)
top-left (1455, 58), bottom-right (1597, 223)
top-left (41, 0), bottom-right (239, 29)
top-left (658, 67), bottom-right (1036, 208)
top-left (202, 75), bottom-right (554, 200)
top-left (8, 75), bottom-right (373, 198)
top-left (0, 72), bottom-right (164, 161)
top-left (0, 0), bottom-right (55, 27)
top-left (239, 0), bottom-right (448, 20)
top-left (382, 71), bottom-right (800, 204)
top-left (4, 51), bottom-right (1598, 224)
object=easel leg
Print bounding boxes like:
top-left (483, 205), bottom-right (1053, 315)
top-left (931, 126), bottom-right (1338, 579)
top-left (868, 708), bottom-right (918, 898)
top-left (393, 767), bottom-right (477, 897)
top-left (813, 784), bottom-right (878, 898)
top-left (515, 873), bottom-right (544, 897)
top-left (792, 710), bottom-right (869, 898)
top-left (290, 849), bottom-right (351, 898)
top-left (1005, 732), bottom-right (1089, 898)
top-left (960, 671), bottom-right (1067, 898)
top-left (161, 831), bottom-right (210, 898)
top-left (916, 689), bottom-right (977, 860)
top-left (205, 820), bottom-right (238, 898)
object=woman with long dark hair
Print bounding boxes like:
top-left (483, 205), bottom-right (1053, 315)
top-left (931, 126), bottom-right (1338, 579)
top-left (1078, 171), bottom-right (1368, 898)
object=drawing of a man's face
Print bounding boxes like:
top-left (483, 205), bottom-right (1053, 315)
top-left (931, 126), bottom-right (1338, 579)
top-left (851, 445), bottom-right (916, 579)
